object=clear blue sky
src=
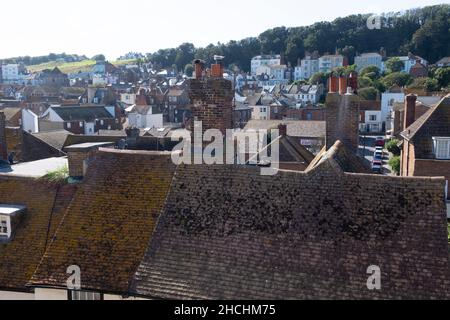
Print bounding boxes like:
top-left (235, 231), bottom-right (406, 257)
top-left (0, 0), bottom-right (447, 60)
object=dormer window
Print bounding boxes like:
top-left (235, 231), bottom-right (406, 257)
top-left (0, 205), bottom-right (26, 242)
top-left (433, 137), bottom-right (450, 160)
top-left (0, 217), bottom-right (8, 236)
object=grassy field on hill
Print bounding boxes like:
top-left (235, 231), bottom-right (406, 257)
top-left (27, 59), bottom-right (137, 74)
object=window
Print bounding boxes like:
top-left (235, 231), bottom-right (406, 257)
top-left (369, 115), bottom-right (377, 121)
top-left (69, 290), bottom-right (103, 300)
top-left (79, 122), bottom-right (84, 127)
top-left (434, 138), bottom-right (450, 159)
top-left (67, 122), bottom-right (71, 129)
top-left (100, 120), bottom-right (104, 125)
top-left (0, 217), bottom-right (8, 236)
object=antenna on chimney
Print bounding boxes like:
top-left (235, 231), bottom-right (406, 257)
top-left (214, 55), bottom-right (225, 64)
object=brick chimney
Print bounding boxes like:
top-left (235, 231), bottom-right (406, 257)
top-left (194, 59), bottom-right (205, 79)
top-left (278, 124), bottom-right (287, 137)
top-left (65, 142), bottom-right (115, 179)
top-left (338, 76), bottom-right (347, 95)
top-left (188, 58), bottom-right (233, 135)
top-left (325, 92), bottom-right (360, 153)
top-left (404, 94), bottom-right (417, 130)
top-left (328, 76), bottom-right (339, 93)
top-left (0, 112), bottom-right (7, 161)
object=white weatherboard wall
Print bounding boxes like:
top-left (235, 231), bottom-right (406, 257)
top-left (34, 288), bottom-right (148, 300)
top-left (22, 109), bottom-right (39, 133)
top-left (0, 290), bottom-right (34, 300)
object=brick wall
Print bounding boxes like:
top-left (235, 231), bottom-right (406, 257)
top-left (325, 93), bottom-right (360, 153)
top-left (414, 159), bottom-right (450, 199)
top-left (188, 78), bottom-right (233, 134)
top-left (5, 127), bottom-right (21, 162)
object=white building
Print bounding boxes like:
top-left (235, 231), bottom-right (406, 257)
top-left (1, 64), bottom-right (27, 85)
top-left (251, 55), bottom-right (281, 75)
top-left (318, 55), bottom-right (345, 73)
top-left (251, 105), bottom-right (270, 120)
top-left (397, 54), bottom-right (428, 73)
top-left (127, 105), bottom-right (163, 129)
top-left (21, 109), bottom-right (39, 133)
top-left (295, 85), bottom-right (323, 107)
top-left (360, 110), bottom-right (383, 133)
top-left (121, 93), bottom-right (137, 105)
top-left (295, 56), bottom-right (319, 80)
top-left (381, 91), bottom-right (405, 132)
top-left (355, 53), bottom-right (384, 72)
top-left (269, 65), bottom-right (287, 81)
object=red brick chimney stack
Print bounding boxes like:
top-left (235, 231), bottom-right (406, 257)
top-left (194, 59), bottom-right (204, 79)
top-left (328, 76), bottom-right (339, 93)
top-left (338, 76), bottom-right (348, 95)
top-left (404, 94), bottom-right (417, 130)
top-left (0, 112), bottom-right (7, 161)
top-left (211, 55), bottom-right (224, 78)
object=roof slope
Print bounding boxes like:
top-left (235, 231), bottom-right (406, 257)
top-left (244, 120), bottom-right (326, 138)
top-left (30, 149), bottom-right (176, 293)
top-left (401, 95), bottom-right (450, 142)
top-left (0, 107), bottom-right (21, 122)
top-left (0, 178), bottom-right (76, 292)
top-left (131, 147), bottom-right (449, 299)
top-left (31, 130), bottom-right (70, 152)
top-left (51, 106), bottom-right (113, 122)
top-left (307, 141), bottom-right (371, 174)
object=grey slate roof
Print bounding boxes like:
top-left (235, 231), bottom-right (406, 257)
top-left (51, 105), bottom-right (113, 122)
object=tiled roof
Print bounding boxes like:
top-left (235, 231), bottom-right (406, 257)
top-left (0, 107), bottom-right (21, 122)
top-left (31, 130), bottom-right (70, 152)
top-left (30, 149), bottom-right (176, 293)
top-left (401, 95), bottom-right (450, 142)
top-left (307, 141), bottom-right (371, 174)
top-left (0, 178), bottom-right (76, 292)
top-left (130, 141), bottom-right (449, 299)
top-left (244, 120), bottom-right (326, 139)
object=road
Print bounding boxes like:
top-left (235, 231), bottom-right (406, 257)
top-left (358, 135), bottom-right (393, 175)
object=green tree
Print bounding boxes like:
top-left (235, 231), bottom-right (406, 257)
top-left (389, 156), bottom-right (401, 175)
top-left (382, 72), bottom-right (413, 88)
top-left (309, 72), bottom-right (328, 86)
top-left (386, 139), bottom-right (401, 156)
top-left (408, 77), bottom-right (440, 92)
top-left (385, 57), bottom-right (405, 73)
top-left (358, 87), bottom-right (379, 101)
top-left (184, 64), bottom-right (194, 77)
top-left (358, 76), bottom-right (373, 88)
top-left (92, 54), bottom-right (105, 62)
top-left (360, 65), bottom-right (381, 80)
top-left (434, 67), bottom-right (450, 88)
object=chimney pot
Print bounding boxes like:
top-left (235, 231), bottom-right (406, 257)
top-left (339, 76), bottom-right (347, 95)
top-left (328, 76), bottom-right (339, 93)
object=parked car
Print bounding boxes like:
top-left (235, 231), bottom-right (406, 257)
top-left (374, 150), bottom-right (384, 162)
top-left (372, 160), bottom-right (382, 173)
top-left (375, 137), bottom-right (385, 147)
